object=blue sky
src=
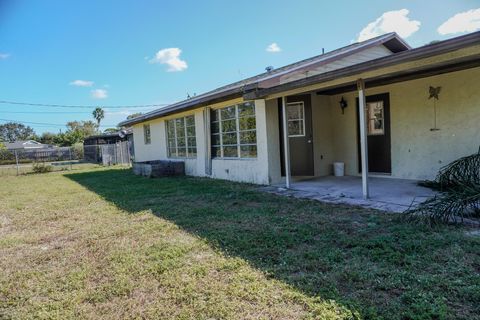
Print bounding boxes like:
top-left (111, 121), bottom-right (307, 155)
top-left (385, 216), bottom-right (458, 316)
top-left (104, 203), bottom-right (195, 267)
top-left (0, 0), bottom-right (479, 134)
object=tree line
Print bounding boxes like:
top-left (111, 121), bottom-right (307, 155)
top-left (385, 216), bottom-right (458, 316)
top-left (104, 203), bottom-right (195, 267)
top-left (0, 108), bottom-right (142, 147)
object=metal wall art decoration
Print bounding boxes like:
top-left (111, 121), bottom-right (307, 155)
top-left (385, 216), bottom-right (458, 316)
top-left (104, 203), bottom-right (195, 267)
top-left (339, 96), bottom-right (348, 114)
top-left (428, 86), bottom-right (441, 131)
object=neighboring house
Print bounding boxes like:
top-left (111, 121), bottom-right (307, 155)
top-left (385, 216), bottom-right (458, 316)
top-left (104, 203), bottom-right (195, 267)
top-left (83, 130), bottom-right (133, 163)
top-left (119, 32), bottom-right (480, 196)
top-left (4, 140), bottom-right (53, 151)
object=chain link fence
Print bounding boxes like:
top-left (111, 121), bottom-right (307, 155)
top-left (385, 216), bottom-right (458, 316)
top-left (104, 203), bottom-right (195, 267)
top-left (0, 141), bottom-right (132, 176)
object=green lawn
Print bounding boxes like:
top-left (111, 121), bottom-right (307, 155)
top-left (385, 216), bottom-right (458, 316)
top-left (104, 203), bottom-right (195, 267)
top-left (0, 168), bottom-right (479, 319)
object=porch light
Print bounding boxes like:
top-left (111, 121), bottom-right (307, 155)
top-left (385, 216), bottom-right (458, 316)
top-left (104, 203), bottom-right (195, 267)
top-left (339, 97), bottom-right (348, 114)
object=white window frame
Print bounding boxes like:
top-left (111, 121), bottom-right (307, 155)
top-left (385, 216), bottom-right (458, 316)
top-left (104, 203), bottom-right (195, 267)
top-left (143, 124), bottom-right (151, 144)
top-left (211, 102), bottom-right (257, 159)
top-left (165, 115), bottom-right (197, 158)
top-left (286, 102), bottom-right (305, 137)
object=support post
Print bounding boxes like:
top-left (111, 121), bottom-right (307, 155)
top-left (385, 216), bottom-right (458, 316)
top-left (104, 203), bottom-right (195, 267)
top-left (281, 96), bottom-right (291, 188)
top-left (357, 79), bottom-right (369, 199)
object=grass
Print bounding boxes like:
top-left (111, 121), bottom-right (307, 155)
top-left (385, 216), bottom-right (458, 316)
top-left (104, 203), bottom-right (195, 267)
top-left (0, 167), bottom-right (479, 319)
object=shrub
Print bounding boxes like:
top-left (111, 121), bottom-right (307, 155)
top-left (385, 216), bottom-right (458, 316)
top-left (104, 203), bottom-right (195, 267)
top-left (32, 162), bottom-right (53, 174)
top-left (405, 148), bottom-right (480, 224)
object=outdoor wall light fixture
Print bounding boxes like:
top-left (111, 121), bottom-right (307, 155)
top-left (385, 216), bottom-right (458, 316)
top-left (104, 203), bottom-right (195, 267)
top-left (339, 97), bottom-right (348, 114)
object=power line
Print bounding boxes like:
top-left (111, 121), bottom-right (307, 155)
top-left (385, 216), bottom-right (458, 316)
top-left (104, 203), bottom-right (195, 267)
top-left (0, 118), bottom-right (116, 127)
top-left (1, 111), bottom-right (91, 114)
top-left (0, 100), bottom-right (169, 109)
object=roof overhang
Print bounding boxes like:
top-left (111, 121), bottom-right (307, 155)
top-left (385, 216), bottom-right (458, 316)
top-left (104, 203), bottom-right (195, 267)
top-left (119, 84), bottom-right (257, 127)
top-left (244, 31), bottom-right (480, 99)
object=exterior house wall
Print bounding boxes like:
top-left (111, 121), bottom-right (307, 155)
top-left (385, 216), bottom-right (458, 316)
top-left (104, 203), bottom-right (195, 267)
top-left (311, 94), bottom-right (335, 176)
top-left (132, 98), bottom-right (271, 185)
top-left (132, 108), bottom-right (206, 177)
top-left (327, 67), bottom-right (480, 180)
top-left (265, 98), bottom-right (282, 184)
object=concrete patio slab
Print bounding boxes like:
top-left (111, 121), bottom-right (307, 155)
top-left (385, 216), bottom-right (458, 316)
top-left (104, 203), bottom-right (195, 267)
top-left (262, 176), bottom-right (437, 213)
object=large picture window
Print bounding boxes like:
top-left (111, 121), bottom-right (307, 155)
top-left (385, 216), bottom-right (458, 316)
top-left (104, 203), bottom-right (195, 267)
top-left (211, 101), bottom-right (257, 158)
top-left (166, 115), bottom-right (197, 158)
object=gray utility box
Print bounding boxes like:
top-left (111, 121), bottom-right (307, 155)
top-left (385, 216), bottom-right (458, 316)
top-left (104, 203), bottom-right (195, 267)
top-left (132, 160), bottom-right (185, 178)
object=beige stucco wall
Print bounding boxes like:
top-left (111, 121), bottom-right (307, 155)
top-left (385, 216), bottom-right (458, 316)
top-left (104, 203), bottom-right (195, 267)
top-left (324, 66), bottom-right (480, 180)
top-left (132, 65), bottom-right (480, 184)
top-left (132, 98), bottom-right (271, 185)
top-left (132, 108), bottom-right (206, 177)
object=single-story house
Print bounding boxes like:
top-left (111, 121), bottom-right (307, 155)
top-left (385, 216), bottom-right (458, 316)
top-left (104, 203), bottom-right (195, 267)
top-left (4, 140), bottom-right (53, 151)
top-left (119, 31), bottom-right (480, 199)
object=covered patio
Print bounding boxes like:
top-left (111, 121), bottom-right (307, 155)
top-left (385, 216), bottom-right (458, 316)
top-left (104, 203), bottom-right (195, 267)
top-left (266, 176), bottom-right (437, 212)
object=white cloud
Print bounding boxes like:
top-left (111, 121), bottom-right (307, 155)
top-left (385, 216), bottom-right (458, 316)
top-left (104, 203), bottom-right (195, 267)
top-left (266, 43), bottom-right (281, 53)
top-left (149, 48), bottom-right (187, 72)
top-left (70, 79), bottom-right (94, 87)
top-left (357, 9), bottom-right (420, 42)
top-left (91, 89), bottom-right (108, 99)
top-left (0, 53), bottom-right (10, 59)
top-left (438, 8), bottom-right (480, 35)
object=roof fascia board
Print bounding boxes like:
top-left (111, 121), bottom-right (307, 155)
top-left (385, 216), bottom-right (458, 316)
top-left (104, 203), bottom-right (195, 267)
top-left (245, 31), bottom-right (480, 99)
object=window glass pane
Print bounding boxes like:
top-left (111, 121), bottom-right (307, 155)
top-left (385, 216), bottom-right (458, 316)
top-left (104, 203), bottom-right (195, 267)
top-left (288, 120), bottom-right (304, 136)
top-left (239, 116), bottom-right (256, 130)
top-left (167, 115), bottom-right (196, 158)
top-left (211, 109), bottom-right (219, 122)
top-left (222, 132), bottom-right (237, 145)
top-left (144, 124), bottom-right (151, 144)
top-left (223, 146), bottom-right (238, 157)
top-left (187, 137), bottom-right (196, 148)
top-left (367, 101), bottom-right (384, 135)
top-left (221, 119), bottom-right (236, 132)
top-left (239, 131), bottom-right (256, 144)
top-left (185, 115), bottom-right (195, 126)
top-left (186, 125), bottom-right (195, 137)
top-left (238, 102), bottom-right (255, 117)
top-left (210, 102), bottom-right (256, 159)
top-left (211, 133), bottom-right (220, 146)
top-left (287, 103), bottom-right (303, 120)
top-left (166, 120), bottom-right (175, 136)
top-left (211, 122), bottom-right (220, 133)
top-left (177, 136), bottom-right (186, 147)
top-left (221, 106), bottom-right (236, 120)
top-left (211, 147), bottom-right (221, 158)
top-left (240, 145), bottom-right (257, 158)
top-left (177, 147), bottom-right (186, 157)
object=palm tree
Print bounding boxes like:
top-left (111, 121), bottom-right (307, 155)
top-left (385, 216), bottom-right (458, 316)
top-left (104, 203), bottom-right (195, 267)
top-left (92, 107), bottom-right (105, 128)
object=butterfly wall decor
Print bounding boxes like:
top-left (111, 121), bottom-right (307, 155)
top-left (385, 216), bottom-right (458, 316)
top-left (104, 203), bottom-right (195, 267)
top-left (428, 86), bottom-right (441, 100)
top-left (428, 86), bottom-right (441, 131)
